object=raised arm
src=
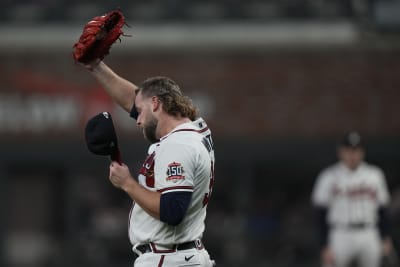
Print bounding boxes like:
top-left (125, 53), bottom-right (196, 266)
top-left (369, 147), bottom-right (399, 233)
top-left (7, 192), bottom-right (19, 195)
top-left (88, 61), bottom-right (138, 113)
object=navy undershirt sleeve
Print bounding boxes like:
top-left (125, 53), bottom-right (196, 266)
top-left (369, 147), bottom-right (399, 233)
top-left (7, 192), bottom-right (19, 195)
top-left (160, 191), bottom-right (192, 226)
top-left (315, 206), bottom-right (328, 249)
top-left (378, 206), bottom-right (390, 239)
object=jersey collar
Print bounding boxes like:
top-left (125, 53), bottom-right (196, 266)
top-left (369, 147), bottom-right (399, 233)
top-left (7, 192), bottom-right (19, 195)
top-left (159, 117), bottom-right (206, 141)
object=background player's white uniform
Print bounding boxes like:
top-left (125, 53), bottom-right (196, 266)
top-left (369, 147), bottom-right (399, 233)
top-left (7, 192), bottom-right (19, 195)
top-left (311, 161), bottom-right (391, 267)
top-left (129, 117), bottom-right (215, 267)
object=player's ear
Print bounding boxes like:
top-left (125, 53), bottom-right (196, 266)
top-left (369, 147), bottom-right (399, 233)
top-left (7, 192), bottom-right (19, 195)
top-left (151, 96), bottom-right (161, 112)
top-left (358, 147), bottom-right (366, 158)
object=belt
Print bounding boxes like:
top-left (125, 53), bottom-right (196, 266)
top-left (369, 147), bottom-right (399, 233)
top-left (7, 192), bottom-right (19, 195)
top-left (332, 222), bottom-right (373, 230)
top-left (134, 239), bottom-right (204, 256)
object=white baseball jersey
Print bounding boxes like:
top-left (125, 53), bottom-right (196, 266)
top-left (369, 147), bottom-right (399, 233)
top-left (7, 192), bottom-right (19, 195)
top-left (311, 161), bottom-right (390, 227)
top-left (128, 117), bottom-right (215, 246)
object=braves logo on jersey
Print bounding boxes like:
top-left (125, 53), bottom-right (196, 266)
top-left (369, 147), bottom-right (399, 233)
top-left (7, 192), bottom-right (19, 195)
top-left (139, 151), bottom-right (155, 188)
top-left (332, 184), bottom-right (378, 200)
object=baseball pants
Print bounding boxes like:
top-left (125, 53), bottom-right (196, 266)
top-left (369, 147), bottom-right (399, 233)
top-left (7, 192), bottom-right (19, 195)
top-left (330, 227), bottom-right (381, 267)
top-left (133, 247), bottom-right (215, 267)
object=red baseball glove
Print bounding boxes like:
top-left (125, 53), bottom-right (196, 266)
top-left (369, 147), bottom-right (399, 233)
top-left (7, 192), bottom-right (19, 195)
top-left (73, 9), bottom-right (127, 64)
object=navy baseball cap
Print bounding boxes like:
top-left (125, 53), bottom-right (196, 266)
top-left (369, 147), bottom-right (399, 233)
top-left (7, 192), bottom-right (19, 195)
top-left (339, 131), bottom-right (364, 148)
top-left (85, 112), bottom-right (121, 160)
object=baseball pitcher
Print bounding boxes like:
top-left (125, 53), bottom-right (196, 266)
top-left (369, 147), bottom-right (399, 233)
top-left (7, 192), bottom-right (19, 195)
top-left (74, 10), bottom-right (216, 267)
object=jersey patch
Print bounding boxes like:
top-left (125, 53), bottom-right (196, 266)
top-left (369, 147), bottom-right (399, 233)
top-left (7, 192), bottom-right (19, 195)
top-left (166, 162), bottom-right (185, 183)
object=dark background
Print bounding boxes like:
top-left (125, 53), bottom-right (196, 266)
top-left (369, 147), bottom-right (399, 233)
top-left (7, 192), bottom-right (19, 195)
top-left (1, 1), bottom-right (400, 267)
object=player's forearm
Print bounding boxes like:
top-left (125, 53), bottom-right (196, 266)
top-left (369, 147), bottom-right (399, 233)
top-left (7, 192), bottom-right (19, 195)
top-left (122, 178), bottom-right (161, 219)
top-left (91, 61), bottom-right (138, 112)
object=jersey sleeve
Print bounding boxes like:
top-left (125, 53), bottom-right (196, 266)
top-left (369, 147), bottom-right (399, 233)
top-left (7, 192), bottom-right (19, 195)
top-left (154, 141), bottom-right (196, 194)
top-left (311, 170), bottom-right (332, 207)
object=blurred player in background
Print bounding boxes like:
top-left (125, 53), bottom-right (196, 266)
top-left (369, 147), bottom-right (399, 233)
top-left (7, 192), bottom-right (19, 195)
top-left (81, 60), bottom-right (216, 267)
top-left (311, 131), bottom-right (394, 267)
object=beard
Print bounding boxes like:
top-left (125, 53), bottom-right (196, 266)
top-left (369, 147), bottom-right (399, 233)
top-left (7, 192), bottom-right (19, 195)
top-left (143, 115), bottom-right (159, 144)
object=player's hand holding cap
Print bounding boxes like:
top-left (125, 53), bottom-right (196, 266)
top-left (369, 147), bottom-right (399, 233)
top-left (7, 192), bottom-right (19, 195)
top-left (85, 111), bottom-right (122, 164)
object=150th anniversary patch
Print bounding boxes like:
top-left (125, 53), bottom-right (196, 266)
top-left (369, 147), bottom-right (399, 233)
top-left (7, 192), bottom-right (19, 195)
top-left (166, 162), bottom-right (185, 182)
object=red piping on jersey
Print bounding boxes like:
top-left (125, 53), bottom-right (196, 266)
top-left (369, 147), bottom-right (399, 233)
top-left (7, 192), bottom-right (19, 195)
top-left (158, 255), bottom-right (165, 267)
top-left (173, 127), bottom-right (209, 134)
top-left (157, 186), bottom-right (194, 193)
top-left (161, 127), bottom-right (209, 141)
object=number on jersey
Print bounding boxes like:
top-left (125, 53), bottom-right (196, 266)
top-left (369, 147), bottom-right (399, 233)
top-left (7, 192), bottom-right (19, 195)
top-left (203, 160), bottom-right (215, 207)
